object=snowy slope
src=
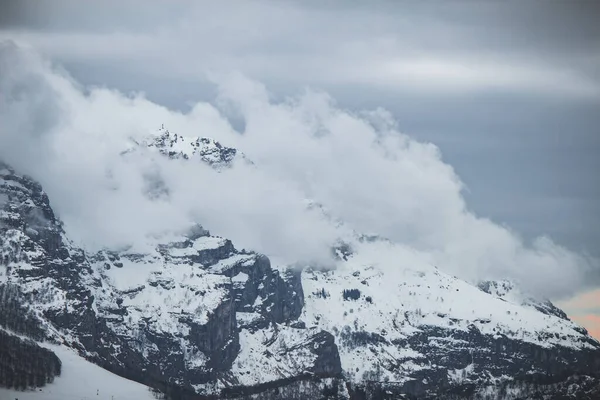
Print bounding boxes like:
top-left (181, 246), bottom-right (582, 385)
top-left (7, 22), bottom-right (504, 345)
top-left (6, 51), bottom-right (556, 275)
top-left (0, 344), bottom-right (155, 400)
top-left (477, 279), bottom-right (570, 321)
top-left (301, 238), bottom-right (599, 386)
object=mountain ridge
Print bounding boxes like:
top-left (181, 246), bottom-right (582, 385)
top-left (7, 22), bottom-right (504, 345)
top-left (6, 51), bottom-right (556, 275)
top-left (1, 128), bottom-right (600, 399)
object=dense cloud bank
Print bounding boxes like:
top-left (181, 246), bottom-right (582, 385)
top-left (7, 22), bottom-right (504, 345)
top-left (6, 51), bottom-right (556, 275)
top-left (0, 42), bottom-right (596, 300)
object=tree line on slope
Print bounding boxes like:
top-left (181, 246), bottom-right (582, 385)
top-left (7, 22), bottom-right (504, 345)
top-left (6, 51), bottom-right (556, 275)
top-left (0, 329), bottom-right (62, 390)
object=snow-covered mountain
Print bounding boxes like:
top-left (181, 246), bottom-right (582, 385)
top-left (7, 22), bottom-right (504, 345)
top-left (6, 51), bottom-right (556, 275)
top-left (1, 129), bottom-right (600, 400)
top-left (124, 126), bottom-right (249, 169)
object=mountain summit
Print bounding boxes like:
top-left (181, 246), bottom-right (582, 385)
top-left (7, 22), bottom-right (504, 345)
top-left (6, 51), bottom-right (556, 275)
top-left (128, 126), bottom-right (246, 169)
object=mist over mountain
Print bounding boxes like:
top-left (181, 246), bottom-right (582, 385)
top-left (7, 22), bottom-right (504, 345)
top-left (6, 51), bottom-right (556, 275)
top-left (1, 42), bottom-right (597, 301)
top-left (1, 36), bottom-right (600, 399)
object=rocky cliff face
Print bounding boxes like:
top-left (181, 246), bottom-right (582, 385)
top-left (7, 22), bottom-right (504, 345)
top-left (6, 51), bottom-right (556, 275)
top-left (1, 130), bottom-right (600, 400)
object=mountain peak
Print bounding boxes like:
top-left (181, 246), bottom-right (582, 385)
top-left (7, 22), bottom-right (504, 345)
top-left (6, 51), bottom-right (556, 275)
top-left (144, 125), bottom-right (242, 169)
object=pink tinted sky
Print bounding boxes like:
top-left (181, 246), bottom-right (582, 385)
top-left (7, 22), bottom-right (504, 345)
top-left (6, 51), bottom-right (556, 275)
top-left (558, 289), bottom-right (600, 340)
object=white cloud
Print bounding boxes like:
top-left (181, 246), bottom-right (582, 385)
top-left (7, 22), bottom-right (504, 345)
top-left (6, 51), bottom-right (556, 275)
top-left (0, 42), bottom-right (597, 300)
top-left (355, 57), bottom-right (600, 98)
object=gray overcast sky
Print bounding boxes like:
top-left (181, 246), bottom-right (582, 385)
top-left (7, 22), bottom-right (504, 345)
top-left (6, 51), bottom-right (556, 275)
top-left (0, 0), bottom-right (599, 260)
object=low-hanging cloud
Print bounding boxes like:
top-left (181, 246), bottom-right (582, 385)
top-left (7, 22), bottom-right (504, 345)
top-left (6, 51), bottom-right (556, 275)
top-left (0, 42), bottom-right (596, 300)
